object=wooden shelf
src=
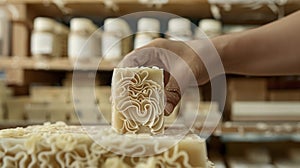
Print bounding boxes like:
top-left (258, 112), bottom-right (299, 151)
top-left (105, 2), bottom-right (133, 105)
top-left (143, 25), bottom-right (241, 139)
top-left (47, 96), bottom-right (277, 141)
top-left (5, 0), bottom-right (300, 24)
top-left (7, 0), bottom-right (212, 19)
top-left (0, 121), bottom-right (103, 130)
top-left (0, 57), bottom-right (116, 71)
top-left (192, 121), bottom-right (300, 139)
top-left (6, 0), bottom-right (206, 4)
top-left (0, 57), bottom-right (116, 85)
top-left (217, 121), bottom-right (300, 136)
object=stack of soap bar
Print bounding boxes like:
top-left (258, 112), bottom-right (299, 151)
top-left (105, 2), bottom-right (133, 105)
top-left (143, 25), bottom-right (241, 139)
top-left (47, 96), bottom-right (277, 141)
top-left (231, 101), bottom-right (300, 121)
top-left (111, 67), bottom-right (164, 134)
top-left (0, 122), bottom-right (214, 168)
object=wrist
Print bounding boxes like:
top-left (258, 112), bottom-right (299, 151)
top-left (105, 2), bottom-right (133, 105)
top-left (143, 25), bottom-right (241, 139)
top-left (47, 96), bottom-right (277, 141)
top-left (185, 39), bottom-right (221, 85)
top-left (211, 35), bottom-right (231, 73)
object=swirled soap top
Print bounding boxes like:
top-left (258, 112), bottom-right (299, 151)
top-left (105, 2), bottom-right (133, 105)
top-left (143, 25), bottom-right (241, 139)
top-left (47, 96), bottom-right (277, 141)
top-left (111, 67), bottom-right (165, 135)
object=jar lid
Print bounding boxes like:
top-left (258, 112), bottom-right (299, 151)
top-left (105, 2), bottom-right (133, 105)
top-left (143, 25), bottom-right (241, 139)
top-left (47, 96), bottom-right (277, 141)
top-left (104, 18), bottom-right (131, 35)
top-left (199, 19), bottom-right (222, 33)
top-left (70, 18), bottom-right (96, 33)
top-left (168, 18), bottom-right (191, 33)
top-left (34, 17), bottom-right (55, 31)
top-left (137, 18), bottom-right (160, 32)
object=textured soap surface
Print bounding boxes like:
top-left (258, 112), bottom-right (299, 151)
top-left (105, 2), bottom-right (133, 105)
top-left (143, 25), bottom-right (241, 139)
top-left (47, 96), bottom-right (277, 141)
top-left (0, 122), bottom-right (214, 168)
top-left (111, 67), bottom-right (164, 134)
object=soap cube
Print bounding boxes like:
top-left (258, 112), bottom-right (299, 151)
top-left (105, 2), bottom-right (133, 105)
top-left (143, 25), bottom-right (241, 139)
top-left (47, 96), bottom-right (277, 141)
top-left (112, 67), bottom-right (164, 134)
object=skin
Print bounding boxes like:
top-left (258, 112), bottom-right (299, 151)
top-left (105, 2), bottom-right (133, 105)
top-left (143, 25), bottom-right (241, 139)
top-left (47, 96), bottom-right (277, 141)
top-left (122, 10), bottom-right (300, 115)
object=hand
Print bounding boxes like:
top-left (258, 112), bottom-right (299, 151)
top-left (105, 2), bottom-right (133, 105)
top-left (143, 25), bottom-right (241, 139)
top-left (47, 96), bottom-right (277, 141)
top-left (119, 38), bottom-right (210, 115)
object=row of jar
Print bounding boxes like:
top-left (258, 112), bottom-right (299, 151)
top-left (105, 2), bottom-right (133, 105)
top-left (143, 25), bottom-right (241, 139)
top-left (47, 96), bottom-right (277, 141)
top-left (31, 17), bottom-right (253, 61)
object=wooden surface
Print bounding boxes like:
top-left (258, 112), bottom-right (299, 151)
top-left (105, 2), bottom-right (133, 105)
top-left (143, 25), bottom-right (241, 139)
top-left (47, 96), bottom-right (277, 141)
top-left (5, 0), bottom-right (206, 4)
top-left (0, 57), bottom-right (116, 85)
top-left (201, 121), bottom-right (300, 137)
top-left (4, 0), bottom-right (300, 24)
top-left (0, 57), bottom-right (116, 71)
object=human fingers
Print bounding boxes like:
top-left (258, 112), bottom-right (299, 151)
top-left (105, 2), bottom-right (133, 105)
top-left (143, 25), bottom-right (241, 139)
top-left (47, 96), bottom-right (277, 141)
top-left (118, 47), bottom-right (169, 69)
top-left (164, 76), bottom-right (181, 116)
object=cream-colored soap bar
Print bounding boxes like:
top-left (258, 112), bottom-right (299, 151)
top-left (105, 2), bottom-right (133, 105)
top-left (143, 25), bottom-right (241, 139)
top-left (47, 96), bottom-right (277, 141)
top-left (30, 86), bottom-right (71, 103)
top-left (231, 101), bottom-right (300, 121)
top-left (95, 86), bottom-right (112, 123)
top-left (6, 97), bottom-right (30, 121)
top-left (0, 123), bottom-right (213, 168)
top-left (111, 67), bottom-right (164, 134)
top-left (48, 103), bottom-right (73, 122)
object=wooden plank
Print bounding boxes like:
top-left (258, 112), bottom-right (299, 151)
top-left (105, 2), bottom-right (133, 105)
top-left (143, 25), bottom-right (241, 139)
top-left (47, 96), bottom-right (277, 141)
top-left (5, 0), bottom-right (207, 4)
top-left (0, 57), bottom-right (115, 85)
top-left (4, 0), bottom-right (300, 24)
top-left (0, 57), bottom-right (116, 71)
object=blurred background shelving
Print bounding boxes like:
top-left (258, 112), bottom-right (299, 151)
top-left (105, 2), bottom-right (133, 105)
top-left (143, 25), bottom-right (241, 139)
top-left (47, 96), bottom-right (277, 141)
top-left (0, 0), bottom-right (299, 167)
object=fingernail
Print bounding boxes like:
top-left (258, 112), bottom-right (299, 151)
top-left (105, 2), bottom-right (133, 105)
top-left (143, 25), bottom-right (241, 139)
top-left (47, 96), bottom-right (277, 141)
top-left (165, 103), bottom-right (174, 116)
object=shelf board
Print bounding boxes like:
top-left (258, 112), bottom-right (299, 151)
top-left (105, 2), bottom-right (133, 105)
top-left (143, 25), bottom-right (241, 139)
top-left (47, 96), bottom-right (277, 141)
top-left (6, 0), bottom-right (300, 24)
top-left (217, 121), bottom-right (300, 136)
top-left (6, 0), bottom-right (207, 4)
top-left (0, 57), bottom-right (116, 71)
top-left (0, 121), bottom-right (104, 130)
top-left (193, 121), bottom-right (300, 139)
top-left (27, 0), bottom-right (211, 19)
top-left (0, 57), bottom-right (116, 85)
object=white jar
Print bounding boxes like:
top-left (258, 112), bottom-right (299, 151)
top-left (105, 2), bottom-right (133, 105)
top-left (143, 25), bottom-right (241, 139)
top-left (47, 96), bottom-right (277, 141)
top-left (68, 18), bottom-right (101, 62)
top-left (54, 22), bottom-right (69, 57)
top-left (134, 18), bottom-right (160, 49)
top-left (102, 18), bottom-right (132, 61)
top-left (31, 17), bottom-right (57, 59)
top-left (166, 18), bottom-right (193, 41)
top-left (0, 8), bottom-right (10, 56)
top-left (196, 19), bottom-right (222, 39)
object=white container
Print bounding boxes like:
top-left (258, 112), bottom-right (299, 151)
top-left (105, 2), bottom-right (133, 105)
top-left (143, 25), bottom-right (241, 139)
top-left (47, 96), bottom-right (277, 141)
top-left (25, 102), bottom-right (48, 123)
top-left (31, 17), bottom-right (58, 59)
top-left (54, 22), bottom-right (69, 57)
top-left (68, 18), bottom-right (101, 61)
top-left (0, 8), bottom-right (10, 56)
top-left (166, 18), bottom-right (193, 41)
top-left (196, 19), bottom-right (222, 39)
top-left (102, 18), bottom-right (132, 61)
top-left (134, 18), bottom-right (160, 49)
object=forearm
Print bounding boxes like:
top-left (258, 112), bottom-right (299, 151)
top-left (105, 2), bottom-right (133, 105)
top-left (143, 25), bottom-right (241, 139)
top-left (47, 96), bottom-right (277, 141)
top-left (213, 10), bottom-right (300, 76)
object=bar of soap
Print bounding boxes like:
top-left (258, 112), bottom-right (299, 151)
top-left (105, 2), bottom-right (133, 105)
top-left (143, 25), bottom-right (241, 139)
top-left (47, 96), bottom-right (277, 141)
top-left (0, 123), bottom-right (213, 168)
top-left (231, 101), bottom-right (300, 121)
top-left (111, 67), bottom-right (164, 134)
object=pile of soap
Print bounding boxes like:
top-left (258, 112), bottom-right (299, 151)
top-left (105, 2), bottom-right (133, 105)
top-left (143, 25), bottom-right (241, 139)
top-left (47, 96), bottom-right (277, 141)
top-left (0, 67), bottom-right (214, 168)
top-left (0, 122), bottom-right (213, 168)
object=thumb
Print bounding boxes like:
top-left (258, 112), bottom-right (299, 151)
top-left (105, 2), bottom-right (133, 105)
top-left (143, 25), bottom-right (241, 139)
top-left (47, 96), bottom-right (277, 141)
top-left (164, 76), bottom-right (181, 116)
